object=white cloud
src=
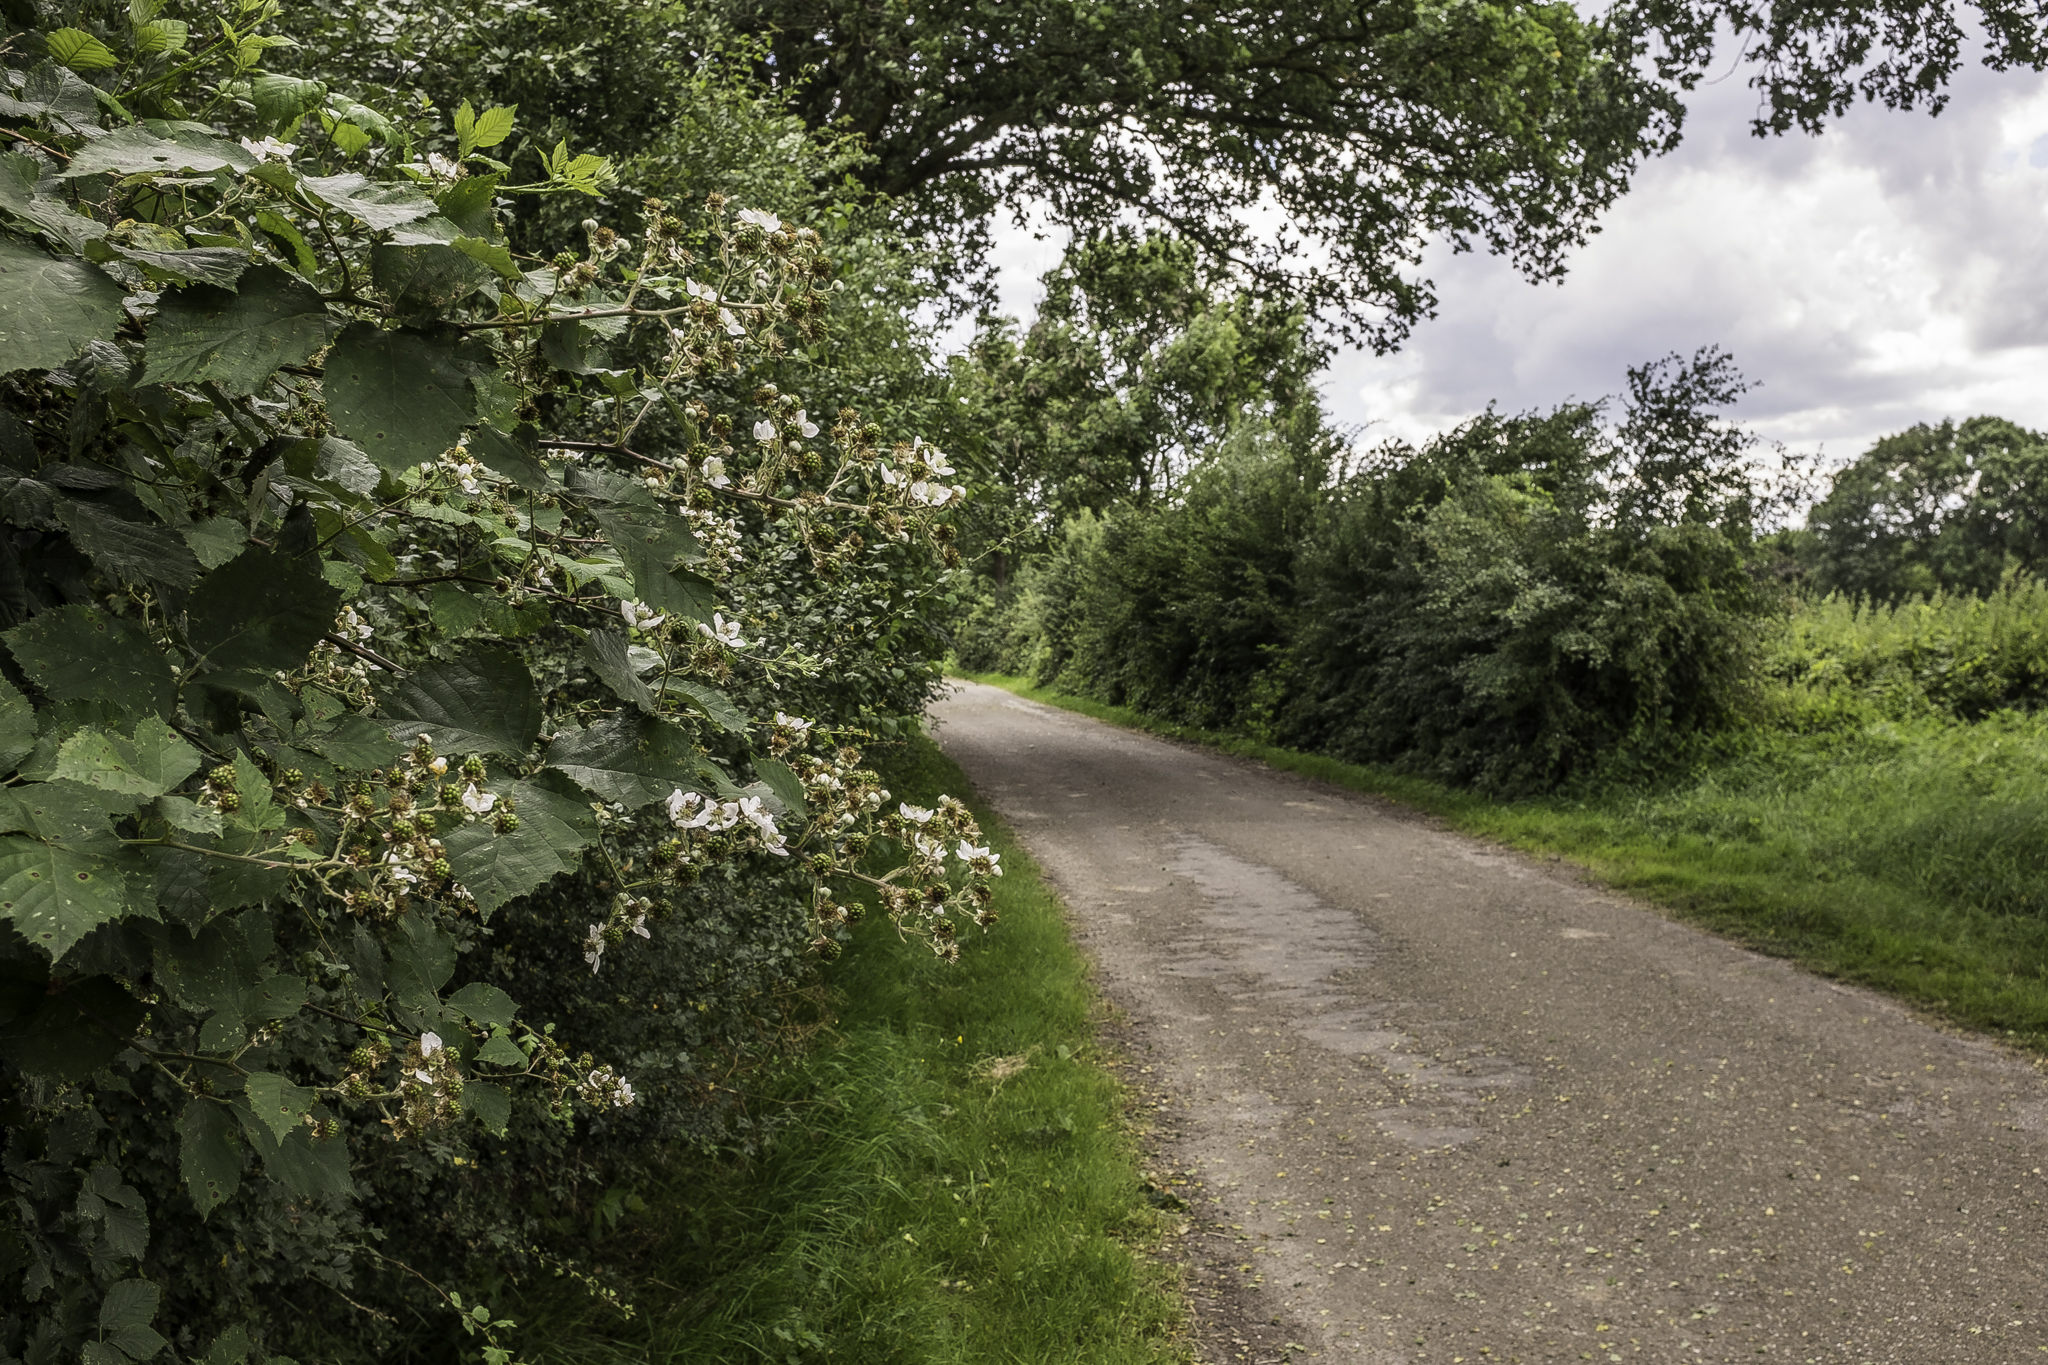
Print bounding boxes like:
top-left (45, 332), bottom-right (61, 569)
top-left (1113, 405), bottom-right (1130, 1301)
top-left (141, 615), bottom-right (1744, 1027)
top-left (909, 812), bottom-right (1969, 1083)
top-left (976, 54), bottom-right (2048, 474)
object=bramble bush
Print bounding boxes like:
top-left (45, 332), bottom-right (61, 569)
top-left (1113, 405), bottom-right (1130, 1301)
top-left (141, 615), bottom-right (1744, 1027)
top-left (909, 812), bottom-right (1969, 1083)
top-left (0, 5), bottom-right (994, 1361)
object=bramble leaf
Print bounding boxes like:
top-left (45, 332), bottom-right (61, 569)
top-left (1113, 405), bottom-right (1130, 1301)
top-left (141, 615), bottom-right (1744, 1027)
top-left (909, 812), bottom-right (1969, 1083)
top-left (468, 423), bottom-right (550, 491)
top-left (545, 714), bottom-right (698, 808)
top-left (177, 1100), bottom-right (242, 1218)
top-left (582, 629), bottom-right (655, 713)
top-left (53, 718), bottom-right (202, 799)
top-left (141, 265), bottom-right (335, 394)
top-left (299, 172), bottom-right (435, 230)
top-left (753, 756), bottom-right (808, 817)
top-left (62, 125), bottom-right (252, 178)
top-left (323, 322), bottom-right (476, 473)
top-left (0, 835), bottom-right (132, 960)
top-left (0, 237), bottom-right (126, 375)
top-left (663, 679), bottom-right (749, 736)
top-left (242, 1072), bottom-right (314, 1146)
top-left (45, 27), bottom-right (118, 71)
top-left (56, 498), bottom-right (204, 590)
top-left (0, 974), bottom-right (143, 1080)
top-left (441, 780), bottom-right (594, 915)
top-left (4, 604), bottom-right (175, 715)
top-left (186, 546), bottom-right (341, 677)
top-left (463, 1080), bottom-right (510, 1135)
top-left (0, 675), bottom-right (34, 771)
top-left (446, 982), bottom-right (517, 1028)
top-left (382, 643), bottom-right (540, 758)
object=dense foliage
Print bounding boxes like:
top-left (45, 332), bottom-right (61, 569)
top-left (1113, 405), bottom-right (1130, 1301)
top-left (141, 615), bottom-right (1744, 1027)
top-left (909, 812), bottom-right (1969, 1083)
top-left (0, 5), bottom-right (999, 1361)
top-left (1793, 416), bottom-right (2048, 603)
top-left (960, 348), bottom-right (1785, 791)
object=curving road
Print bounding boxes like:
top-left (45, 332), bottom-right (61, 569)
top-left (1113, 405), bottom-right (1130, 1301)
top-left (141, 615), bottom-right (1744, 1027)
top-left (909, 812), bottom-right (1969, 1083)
top-left (930, 681), bottom-right (2048, 1365)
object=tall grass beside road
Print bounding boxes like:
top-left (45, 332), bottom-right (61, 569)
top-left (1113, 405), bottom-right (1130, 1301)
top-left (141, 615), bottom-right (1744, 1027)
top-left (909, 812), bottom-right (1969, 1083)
top-left (513, 734), bottom-right (1190, 1365)
top-left (957, 669), bottom-right (2048, 1051)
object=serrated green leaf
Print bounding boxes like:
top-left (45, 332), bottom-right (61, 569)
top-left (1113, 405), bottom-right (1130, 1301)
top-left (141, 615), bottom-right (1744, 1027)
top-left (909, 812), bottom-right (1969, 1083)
top-left (181, 516), bottom-right (248, 569)
top-left (253, 209), bottom-right (318, 276)
top-left (201, 1325), bottom-right (254, 1365)
top-left (5, 604), bottom-right (175, 715)
top-left (663, 679), bottom-right (749, 736)
top-left (387, 911), bottom-right (455, 1015)
top-left (46, 27), bottom-right (119, 72)
top-left (186, 545), bottom-right (341, 677)
top-left (0, 237), bottom-right (126, 376)
top-left (52, 718), bottom-right (201, 799)
top-left (371, 215), bottom-right (487, 309)
top-left (0, 782), bottom-right (120, 843)
top-left (323, 322), bottom-right (476, 473)
top-left (241, 1072), bottom-right (313, 1146)
top-left (752, 756), bottom-right (808, 817)
top-left (470, 105), bottom-right (516, 151)
top-left (435, 174), bottom-right (500, 236)
top-left (141, 265), bottom-right (335, 394)
top-left (259, 1123), bottom-right (352, 1200)
top-left (0, 676), bottom-right (34, 772)
top-left (227, 751), bottom-right (283, 833)
top-left (133, 18), bottom-right (189, 54)
top-left (62, 125), bottom-right (250, 179)
top-left (380, 643), bottom-right (540, 758)
top-left (99, 1277), bottom-right (161, 1333)
top-left (328, 121), bottom-right (371, 157)
top-left (446, 981), bottom-right (516, 1028)
top-left (99, 242), bottom-right (250, 288)
top-left (177, 1100), bottom-right (242, 1217)
top-left (250, 74), bottom-right (325, 131)
top-left (583, 629), bottom-right (655, 713)
top-left (453, 99), bottom-right (477, 156)
top-left (0, 836), bottom-right (132, 960)
top-left (475, 1028), bottom-right (525, 1067)
top-left (545, 714), bottom-right (698, 807)
top-left (302, 713), bottom-right (401, 770)
top-left (428, 586), bottom-right (486, 638)
top-left (468, 423), bottom-right (550, 491)
top-left (441, 780), bottom-right (594, 915)
top-left (453, 235), bottom-right (520, 280)
top-left (153, 793), bottom-right (222, 836)
top-left (462, 1079), bottom-right (510, 1135)
top-left (299, 172), bottom-right (434, 230)
top-left (55, 499), bottom-right (205, 591)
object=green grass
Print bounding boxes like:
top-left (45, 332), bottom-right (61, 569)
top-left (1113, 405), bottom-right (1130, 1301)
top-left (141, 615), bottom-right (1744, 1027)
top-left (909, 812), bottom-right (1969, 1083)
top-left (511, 732), bottom-right (1190, 1365)
top-left (956, 669), bottom-right (2048, 1052)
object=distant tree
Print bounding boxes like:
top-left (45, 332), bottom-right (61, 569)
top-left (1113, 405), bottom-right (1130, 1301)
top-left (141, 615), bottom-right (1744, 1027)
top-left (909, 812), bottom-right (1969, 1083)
top-left (956, 234), bottom-right (1327, 517)
top-left (717, 0), bottom-right (2048, 343)
top-left (1804, 417), bottom-right (2048, 601)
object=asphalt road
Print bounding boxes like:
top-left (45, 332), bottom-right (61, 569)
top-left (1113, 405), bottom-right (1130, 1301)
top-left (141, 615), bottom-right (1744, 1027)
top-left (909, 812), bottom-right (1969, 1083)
top-left (930, 681), bottom-right (2048, 1365)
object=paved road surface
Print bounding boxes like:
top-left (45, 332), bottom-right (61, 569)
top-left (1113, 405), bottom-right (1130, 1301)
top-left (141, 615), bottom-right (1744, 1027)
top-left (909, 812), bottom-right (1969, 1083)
top-left (930, 681), bottom-right (2048, 1365)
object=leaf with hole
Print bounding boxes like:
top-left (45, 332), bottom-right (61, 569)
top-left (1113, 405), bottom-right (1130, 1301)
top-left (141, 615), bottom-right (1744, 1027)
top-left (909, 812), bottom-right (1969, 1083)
top-left (4, 604), bottom-right (175, 716)
top-left (52, 718), bottom-right (201, 800)
top-left (323, 323), bottom-right (476, 473)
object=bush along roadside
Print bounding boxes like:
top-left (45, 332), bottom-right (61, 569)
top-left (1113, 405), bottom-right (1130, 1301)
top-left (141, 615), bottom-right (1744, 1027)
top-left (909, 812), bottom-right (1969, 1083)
top-left (0, 10), bottom-right (989, 1362)
top-left (503, 732), bottom-right (1192, 1365)
top-left (957, 671), bottom-right (2048, 1052)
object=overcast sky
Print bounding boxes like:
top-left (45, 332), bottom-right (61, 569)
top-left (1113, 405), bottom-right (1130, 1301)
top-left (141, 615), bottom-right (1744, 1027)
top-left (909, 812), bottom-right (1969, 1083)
top-left (970, 48), bottom-right (2048, 474)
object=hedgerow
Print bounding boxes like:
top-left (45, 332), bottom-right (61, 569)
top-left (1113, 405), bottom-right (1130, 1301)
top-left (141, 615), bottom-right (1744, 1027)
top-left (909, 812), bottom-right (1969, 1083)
top-left (0, 5), bottom-right (995, 1360)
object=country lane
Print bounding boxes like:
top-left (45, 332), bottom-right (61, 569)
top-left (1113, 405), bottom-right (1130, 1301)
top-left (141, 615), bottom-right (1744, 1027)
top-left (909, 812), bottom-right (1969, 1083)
top-left (929, 680), bottom-right (2048, 1365)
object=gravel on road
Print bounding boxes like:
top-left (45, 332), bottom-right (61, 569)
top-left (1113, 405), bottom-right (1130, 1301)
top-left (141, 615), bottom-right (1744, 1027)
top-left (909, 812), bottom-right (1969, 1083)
top-left (930, 680), bottom-right (2048, 1365)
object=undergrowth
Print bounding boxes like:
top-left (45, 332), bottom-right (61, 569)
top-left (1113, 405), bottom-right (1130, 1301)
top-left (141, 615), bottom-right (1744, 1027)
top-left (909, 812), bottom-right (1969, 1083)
top-left (956, 670), bottom-right (2048, 1052)
top-left (509, 733), bottom-right (1190, 1365)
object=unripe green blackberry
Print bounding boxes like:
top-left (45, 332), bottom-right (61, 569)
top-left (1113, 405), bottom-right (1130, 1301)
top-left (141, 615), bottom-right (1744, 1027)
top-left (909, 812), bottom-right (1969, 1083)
top-left (431, 858), bottom-right (451, 878)
top-left (440, 783), bottom-right (462, 806)
top-left (218, 792), bottom-right (241, 812)
top-left (494, 810), bottom-right (520, 833)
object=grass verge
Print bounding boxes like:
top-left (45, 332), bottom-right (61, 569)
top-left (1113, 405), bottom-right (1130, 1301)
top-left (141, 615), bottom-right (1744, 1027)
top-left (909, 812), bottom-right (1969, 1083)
top-left (514, 730), bottom-right (1189, 1365)
top-left (954, 670), bottom-right (2048, 1053)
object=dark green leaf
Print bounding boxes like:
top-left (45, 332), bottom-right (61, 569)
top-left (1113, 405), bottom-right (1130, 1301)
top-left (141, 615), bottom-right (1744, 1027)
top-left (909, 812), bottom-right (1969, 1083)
top-left (436, 174), bottom-right (501, 236)
top-left (153, 794), bottom-right (222, 836)
top-left (5, 604), bottom-right (174, 715)
top-left (381, 643), bottom-right (540, 758)
top-left (453, 235), bottom-right (519, 280)
top-left (0, 782), bottom-right (119, 842)
top-left (250, 74), bottom-right (326, 131)
top-left (181, 516), bottom-right (247, 569)
top-left (186, 546), bottom-right (341, 677)
top-left (753, 756), bottom-right (808, 818)
top-left (441, 780), bottom-right (594, 915)
top-left (475, 1029), bottom-right (525, 1067)
top-left (545, 714), bottom-right (697, 807)
top-left (241, 1072), bottom-right (313, 1146)
top-left (663, 679), bottom-right (749, 736)
top-left (0, 237), bottom-right (125, 375)
top-left (540, 318), bottom-right (597, 373)
top-left (371, 216), bottom-right (488, 310)
top-left (582, 629), bottom-right (654, 713)
top-left (98, 1278), bottom-right (161, 1334)
top-left (201, 1325), bottom-right (254, 1365)
top-left (462, 1080), bottom-right (510, 1135)
top-left (97, 242), bottom-right (250, 288)
top-left (176, 1100), bottom-right (242, 1217)
top-left (0, 834), bottom-right (132, 960)
top-left (56, 497), bottom-right (204, 589)
top-left (299, 173), bottom-right (435, 230)
top-left (445, 981), bottom-right (516, 1028)
top-left (323, 323), bottom-right (476, 474)
top-left (253, 209), bottom-right (318, 276)
top-left (141, 265), bottom-right (335, 394)
top-left (387, 911), bottom-right (456, 1015)
top-left (52, 718), bottom-right (201, 799)
top-left (259, 1125), bottom-right (352, 1200)
top-left (468, 423), bottom-right (550, 492)
top-left (0, 675), bottom-right (34, 771)
top-left (303, 713), bottom-right (402, 771)
top-left (62, 125), bottom-right (251, 178)
top-left (590, 510), bottom-right (711, 621)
